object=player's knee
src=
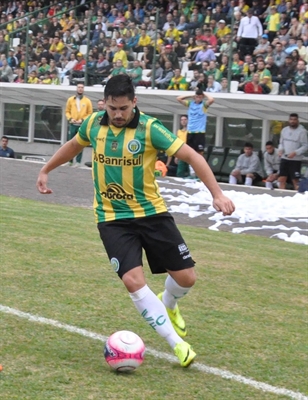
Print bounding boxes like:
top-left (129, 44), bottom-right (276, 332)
top-left (171, 268), bottom-right (196, 288)
top-left (122, 266), bottom-right (146, 293)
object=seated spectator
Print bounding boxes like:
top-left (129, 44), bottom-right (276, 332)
top-left (229, 142), bottom-right (264, 186)
top-left (60, 53), bottom-right (77, 81)
top-left (136, 28), bottom-right (151, 52)
top-left (155, 60), bottom-right (174, 89)
top-left (238, 62), bottom-right (257, 91)
top-left (102, 59), bottom-right (126, 85)
top-left (0, 136), bottom-right (15, 158)
top-left (28, 70), bottom-right (40, 84)
top-left (203, 28), bottom-right (218, 50)
top-left (193, 41), bottom-right (216, 65)
top-left (263, 140), bottom-right (281, 189)
top-left (165, 21), bottom-right (181, 43)
top-left (70, 53), bottom-right (86, 83)
top-left (206, 60), bottom-right (222, 82)
top-left (196, 72), bottom-right (208, 91)
top-left (278, 55), bottom-right (297, 93)
top-left (49, 37), bottom-right (65, 62)
top-left (38, 57), bottom-right (50, 79)
top-left (140, 45), bottom-right (153, 69)
top-left (14, 67), bottom-right (25, 83)
top-left (40, 71), bottom-right (52, 84)
top-left (220, 77), bottom-right (229, 93)
top-left (290, 59), bottom-right (308, 96)
top-left (113, 43), bottom-right (128, 68)
top-left (172, 40), bottom-right (186, 61)
top-left (219, 34), bottom-right (237, 57)
top-left (0, 59), bottom-right (14, 82)
top-left (265, 56), bottom-right (280, 82)
top-left (231, 52), bottom-right (244, 81)
top-left (257, 59), bottom-right (273, 94)
top-left (50, 70), bottom-right (60, 85)
top-left (94, 53), bottom-right (111, 79)
top-left (127, 60), bottom-right (143, 86)
top-left (136, 61), bottom-right (163, 88)
top-left (273, 42), bottom-right (287, 67)
top-left (205, 74), bottom-right (222, 92)
top-left (7, 49), bottom-right (18, 70)
top-left (244, 73), bottom-right (263, 94)
top-left (297, 38), bottom-right (308, 63)
top-left (167, 68), bottom-right (188, 90)
top-left (188, 70), bottom-right (201, 91)
top-left (216, 19), bottom-right (231, 39)
top-left (158, 44), bottom-right (180, 69)
top-left (253, 34), bottom-right (270, 57)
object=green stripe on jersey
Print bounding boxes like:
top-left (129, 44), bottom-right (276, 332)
top-left (76, 111), bottom-right (183, 222)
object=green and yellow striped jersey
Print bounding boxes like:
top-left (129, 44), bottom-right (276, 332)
top-left (76, 107), bottom-right (184, 222)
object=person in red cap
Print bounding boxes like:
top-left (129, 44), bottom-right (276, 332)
top-left (113, 42), bottom-right (128, 68)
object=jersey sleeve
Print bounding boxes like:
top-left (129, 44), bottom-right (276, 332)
top-left (150, 119), bottom-right (184, 156)
top-left (75, 114), bottom-right (95, 146)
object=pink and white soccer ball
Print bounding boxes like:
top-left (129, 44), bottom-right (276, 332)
top-left (104, 330), bottom-right (145, 371)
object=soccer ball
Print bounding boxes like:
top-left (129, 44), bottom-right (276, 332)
top-left (104, 330), bottom-right (145, 372)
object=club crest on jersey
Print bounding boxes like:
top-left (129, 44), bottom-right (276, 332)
top-left (111, 141), bottom-right (118, 151)
top-left (127, 139), bottom-right (141, 154)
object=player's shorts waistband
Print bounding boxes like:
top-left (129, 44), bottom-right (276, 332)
top-left (187, 132), bottom-right (206, 134)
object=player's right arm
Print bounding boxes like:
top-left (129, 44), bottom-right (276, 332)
top-left (36, 137), bottom-right (86, 194)
top-left (176, 94), bottom-right (192, 106)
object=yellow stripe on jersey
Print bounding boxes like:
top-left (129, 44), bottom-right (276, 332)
top-left (122, 126), bottom-right (144, 218)
top-left (142, 118), bottom-right (167, 214)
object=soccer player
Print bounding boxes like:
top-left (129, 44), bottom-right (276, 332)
top-left (177, 89), bottom-right (214, 177)
top-left (36, 75), bottom-right (235, 367)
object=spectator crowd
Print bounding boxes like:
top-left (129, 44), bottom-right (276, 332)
top-left (0, 0), bottom-right (308, 95)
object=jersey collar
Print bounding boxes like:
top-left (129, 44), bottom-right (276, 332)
top-left (100, 106), bottom-right (140, 129)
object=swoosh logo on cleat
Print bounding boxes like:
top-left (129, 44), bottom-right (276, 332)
top-left (184, 350), bottom-right (189, 363)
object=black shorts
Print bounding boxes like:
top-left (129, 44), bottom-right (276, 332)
top-left (97, 212), bottom-right (195, 279)
top-left (279, 159), bottom-right (302, 180)
top-left (187, 133), bottom-right (205, 152)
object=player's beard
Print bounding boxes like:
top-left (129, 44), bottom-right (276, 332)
top-left (110, 112), bottom-right (134, 127)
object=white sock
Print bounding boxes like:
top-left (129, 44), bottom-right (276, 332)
top-left (129, 285), bottom-right (183, 349)
top-left (244, 177), bottom-right (253, 186)
top-left (162, 275), bottom-right (191, 310)
top-left (229, 175), bottom-right (237, 184)
top-left (265, 181), bottom-right (273, 189)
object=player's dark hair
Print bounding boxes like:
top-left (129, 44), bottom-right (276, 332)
top-left (104, 75), bottom-right (135, 101)
top-left (266, 140), bottom-right (274, 146)
top-left (289, 113), bottom-right (298, 118)
top-left (244, 142), bottom-right (253, 148)
top-left (195, 88), bottom-right (204, 95)
top-left (2, 136), bottom-right (8, 140)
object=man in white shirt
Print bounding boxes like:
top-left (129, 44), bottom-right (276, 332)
top-left (237, 8), bottom-right (263, 58)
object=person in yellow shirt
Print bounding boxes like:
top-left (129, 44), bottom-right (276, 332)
top-left (165, 22), bottom-right (182, 43)
top-left (27, 71), bottom-right (40, 84)
top-left (136, 29), bottom-right (151, 52)
top-left (65, 83), bottom-right (93, 166)
top-left (267, 6), bottom-right (280, 42)
top-left (49, 37), bottom-right (65, 59)
top-left (216, 20), bottom-right (231, 39)
top-left (113, 43), bottom-right (128, 68)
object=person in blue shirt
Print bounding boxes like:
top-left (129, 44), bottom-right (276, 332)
top-left (177, 89), bottom-right (214, 177)
top-left (0, 136), bottom-right (15, 158)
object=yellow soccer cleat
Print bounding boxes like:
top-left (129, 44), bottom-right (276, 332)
top-left (157, 292), bottom-right (187, 338)
top-left (174, 341), bottom-right (196, 367)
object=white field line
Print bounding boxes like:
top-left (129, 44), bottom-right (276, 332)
top-left (1, 305), bottom-right (307, 400)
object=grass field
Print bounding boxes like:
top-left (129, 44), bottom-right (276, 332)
top-left (0, 195), bottom-right (307, 400)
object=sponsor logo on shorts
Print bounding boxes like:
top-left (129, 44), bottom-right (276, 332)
top-left (110, 257), bottom-right (120, 272)
top-left (101, 183), bottom-right (134, 201)
top-left (178, 243), bottom-right (188, 254)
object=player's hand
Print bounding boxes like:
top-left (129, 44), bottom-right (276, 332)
top-left (287, 152), bottom-right (296, 159)
top-left (36, 172), bottom-right (53, 194)
top-left (213, 194), bottom-right (235, 216)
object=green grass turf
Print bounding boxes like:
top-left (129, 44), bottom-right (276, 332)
top-left (0, 196), bottom-right (307, 400)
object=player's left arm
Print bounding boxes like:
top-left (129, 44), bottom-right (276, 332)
top-left (203, 92), bottom-right (214, 107)
top-left (175, 144), bottom-right (235, 216)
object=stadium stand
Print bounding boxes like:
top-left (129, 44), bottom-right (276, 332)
top-left (0, 0), bottom-right (307, 94)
